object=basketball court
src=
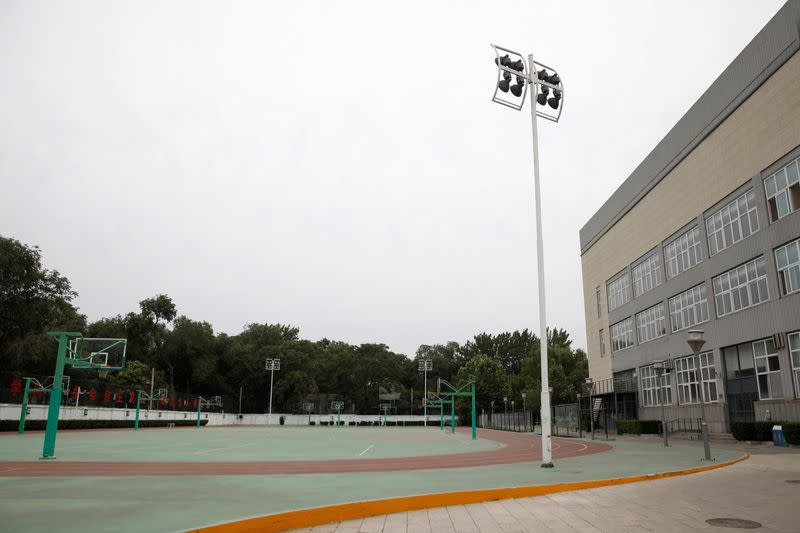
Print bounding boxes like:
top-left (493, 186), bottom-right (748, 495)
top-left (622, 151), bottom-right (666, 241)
top-left (0, 425), bottom-right (744, 532)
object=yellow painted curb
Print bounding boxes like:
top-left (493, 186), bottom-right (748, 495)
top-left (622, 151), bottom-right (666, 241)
top-left (188, 454), bottom-right (748, 533)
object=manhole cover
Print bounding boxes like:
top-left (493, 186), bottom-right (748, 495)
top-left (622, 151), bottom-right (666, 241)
top-left (785, 480), bottom-right (800, 484)
top-left (706, 518), bottom-right (762, 529)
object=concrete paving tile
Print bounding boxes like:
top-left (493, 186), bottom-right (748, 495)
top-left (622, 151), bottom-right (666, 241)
top-left (447, 505), bottom-right (480, 533)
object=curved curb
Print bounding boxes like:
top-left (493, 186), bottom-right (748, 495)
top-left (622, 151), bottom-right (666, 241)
top-left (187, 453), bottom-right (749, 533)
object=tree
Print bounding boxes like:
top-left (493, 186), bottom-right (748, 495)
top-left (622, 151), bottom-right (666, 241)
top-left (454, 354), bottom-right (510, 424)
top-left (0, 235), bottom-right (86, 373)
top-left (138, 294), bottom-right (177, 390)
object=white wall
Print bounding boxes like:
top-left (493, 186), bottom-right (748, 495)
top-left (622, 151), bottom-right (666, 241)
top-left (1, 403), bottom-right (440, 426)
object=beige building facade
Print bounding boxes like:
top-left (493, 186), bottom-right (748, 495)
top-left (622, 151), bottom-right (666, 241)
top-left (579, 1), bottom-right (800, 432)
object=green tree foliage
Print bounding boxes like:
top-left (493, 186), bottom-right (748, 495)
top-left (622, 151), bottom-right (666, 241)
top-left (3, 235), bottom-right (590, 418)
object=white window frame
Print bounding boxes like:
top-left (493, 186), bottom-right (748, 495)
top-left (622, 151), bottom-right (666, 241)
top-left (640, 364), bottom-right (672, 407)
top-left (596, 287), bottom-right (602, 317)
top-left (789, 331), bottom-right (800, 399)
top-left (664, 226), bottom-right (703, 280)
top-left (607, 273), bottom-right (632, 312)
top-left (712, 256), bottom-right (769, 318)
top-left (610, 317), bottom-right (635, 353)
top-left (764, 156), bottom-right (800, 222)
top-left (675, 356), bottom-right (699, 405)
top-left (668, 283), bottom-right (710, 332)
top-left (632, 252), bottom-right (663, 297)
top-left (775, 238), bottom-right (800, 296)
top-left (753, 338), bottom-right (782, 400)
top-left (698, 351), bottom-right (718, 403)
top-left (599, 329), bottom-right (606, 357)
top-left (705, 189), bottom-right (760, 256)
top-left (635, 303), bottom-right (667, 344)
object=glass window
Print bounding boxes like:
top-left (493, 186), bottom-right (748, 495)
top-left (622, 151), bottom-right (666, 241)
top-left (705, 189), bottom-right (759, 255)
top-left (699, 351), bottom-right (718, 403)
top-left (610, 317), bottom-right (635, 352)
top-left (664, 226), bottom-right (703, 280)
top-left (789, 331), bottom-right (800, 398)
top-left (775, 238), bottom-right (800, 296)
top-left (640, 364), bottom-right (673, 407)
top-left (764, 156), bottom-right (800, 222)
top-left (713, 256), bottom-right (769, 317)
top-left (632, 252), bottom-right (663, 297)
top-left (607, 273), bottom-right (632, 312)
top-left (599, 329), bottom-right (606, 357)
top-left (635, 303), bottom-right (667, 343)
top-left (753, 338), bottom-right (782, 400)
top-left (668, 284), bottom-right (710, 332)
top-left (675, 356), bottom-right (699, 405)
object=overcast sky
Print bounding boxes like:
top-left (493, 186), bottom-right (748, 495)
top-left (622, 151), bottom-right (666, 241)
top-left (0, 1), bottom-right (786, 356)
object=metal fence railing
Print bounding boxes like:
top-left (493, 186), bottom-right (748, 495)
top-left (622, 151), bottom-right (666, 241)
top-left (478, 410), bottom-right (536, 432)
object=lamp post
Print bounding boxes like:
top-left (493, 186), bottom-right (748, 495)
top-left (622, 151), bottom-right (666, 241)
top-left (585, 377), bottom-right (594, 440)
top-left (653, 360), bottom-right (668, 447)
top-left (419, 359), bottom-right (433, 427)
top-left (490, 44), bottom-right (564, 468)
top-left (265, 358), bottom-right (281, 425)
top-left (491, 400), bottom-right (495, 429)
top-left (504, 396), bottom-right (508, 416)
top-left (521, 392), bottom-right (527, 413)
top-left (576, 393), bottom-right (582, 439)
top-left (687, 330), bottom-right (712, 461)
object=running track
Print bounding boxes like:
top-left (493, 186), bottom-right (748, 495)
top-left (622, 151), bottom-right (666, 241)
top-left (0, 428), bottom-right (612, 477)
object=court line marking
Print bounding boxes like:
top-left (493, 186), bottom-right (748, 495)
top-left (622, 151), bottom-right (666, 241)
top-left (358, 444), bottom-right (374, 456)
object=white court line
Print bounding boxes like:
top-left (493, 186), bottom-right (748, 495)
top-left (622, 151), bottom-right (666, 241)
top-left (191, 441), bottom-right (257, 456)
top-left (359, 444), bottom-right (374, 456)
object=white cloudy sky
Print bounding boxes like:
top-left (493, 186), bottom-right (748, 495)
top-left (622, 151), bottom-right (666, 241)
top-left (0, 1), bottom-right (786, 356)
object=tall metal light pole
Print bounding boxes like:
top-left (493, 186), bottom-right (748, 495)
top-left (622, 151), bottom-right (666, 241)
top-left (687, 330), bottom-right (712, 461)
top-left (490, 44), bottom-right (564, 467)
top-left (265, 358), bottom-right (281, 424)
top-left (585, 377), bottom-right (594, 440)
top-left (419, 359), bottom-right (433, 426)
top-left (653, 360), bottom-right (668, 447)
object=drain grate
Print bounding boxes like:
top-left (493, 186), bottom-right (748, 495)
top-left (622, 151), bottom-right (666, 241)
top-left (706, 518), bottom-right (762, 529)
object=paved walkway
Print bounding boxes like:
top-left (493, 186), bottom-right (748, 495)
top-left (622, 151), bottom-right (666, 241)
top-left (287, 450), bottom-right (800, 533)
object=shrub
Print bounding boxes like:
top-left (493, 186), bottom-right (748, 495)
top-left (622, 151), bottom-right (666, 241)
top-left (616, 419), bottom-right (661, 435)
top-left (279, 415), bottom-right (285, 425)
top-left (731, 421), bottom-right (799, 445)
top-left (2, 419), bottom-right (207, 432)
top-left (309, 420), bottom-right (316, 426)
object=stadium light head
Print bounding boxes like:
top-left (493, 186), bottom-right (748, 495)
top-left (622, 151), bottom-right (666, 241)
top-left (537, 86), bottom-right (549, 106)
top-left (498, 78), bottom-right (510, 93)
top-left (495, 54), bottom-right (511, 67)
top-left (547, 89), bottom-right (562, 109)
top-left (510, 81), bottom-right (524, 97)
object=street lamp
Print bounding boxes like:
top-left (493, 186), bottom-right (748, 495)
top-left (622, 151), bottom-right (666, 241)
top-left (491, 44), bottom-right (564, 468)
top-left (521, 391), bottom-right (527, 413)
top-left (585, 377), bottom-right (594, 440)
top-left (265, 358), bottom-right (281, 424)
top-left (653, 360), bottom-right (668, 447)
top-left (504, 396), bottom-right (508, 416)
top-left (687, 330), bottom-right (711, 461)
top-left (418, 359), bottom-right (433, 427)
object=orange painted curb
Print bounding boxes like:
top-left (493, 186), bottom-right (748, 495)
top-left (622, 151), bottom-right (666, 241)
top-left (188, 454), bottom-right (748, 533)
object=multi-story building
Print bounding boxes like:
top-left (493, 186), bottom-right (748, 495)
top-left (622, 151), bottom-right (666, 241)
top-left (579, 0), bottom-right (800, 433)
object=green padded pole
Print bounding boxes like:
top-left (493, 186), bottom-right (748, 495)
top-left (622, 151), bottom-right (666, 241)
top-left (440, 404), bottom-right (443, 431)
top-left (41, 333), bottom-right (68, 459)
top-left (450, 398), bottom-right (455, 434)
top-left (471, 382), bottom-right (476, 440)
top-left (18, 378), bottom-right (31, 434)
top-left (135, 390), bottom-right (142, 431)
top-left (337, 409), bottom-right (341, 431)
top-left (197, 397), bottom-right (201, 428)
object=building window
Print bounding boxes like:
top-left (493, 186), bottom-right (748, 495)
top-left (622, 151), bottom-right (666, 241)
top-left (753, 338), bottom-right (782, 400)
top-left (607, 273), bottom-right (631, 312)
top-left (705, 189), bottom-right (759, 256)
top-left (669, 284), bottom-right (710, 332)
top-left (775, 238), bottom-right (800, 296)
top-left (675, 356), bottom-right (699, 405)
top-left (764, 156), bottom-right (800, 222)
top-left (664, 226), bottom-right (703, 280)
top-left (632, 252), bottom-right (663, 297)
top-left (712, 256), bottom-right (769, 317)
top-left (599, 329), bottom-right (606, 357)
top-left (610, 317), bottom-right (635, 352)
top-left (724, 342), bottom-right (756, 380)
top-left (640, 364), bottom-right (672, 407)
top-left (635, 303), bottom-right (667, 344)
top-left (789, 331), bottom-right (800, 398)
top-left (699, 351), bottom-right (718, 403)
top-left (596, 287), bottom-right (602, 317)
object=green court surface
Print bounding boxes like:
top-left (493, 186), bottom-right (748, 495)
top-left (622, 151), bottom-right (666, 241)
top-left (0, 426), bottom-right (501, 462)
top-left (0, 428), bottom-right (743, 533)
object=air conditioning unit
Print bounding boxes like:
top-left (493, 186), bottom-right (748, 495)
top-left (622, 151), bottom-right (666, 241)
top-left (772, 332), bottom-right (785, 349)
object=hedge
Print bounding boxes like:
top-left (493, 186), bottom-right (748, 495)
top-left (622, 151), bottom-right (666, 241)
top-left (2, 419), bottom-right (207, 432)
top-left (616, 419), bottom-right (661, 435)
top-left (731, 421), bottom-right (799, 445)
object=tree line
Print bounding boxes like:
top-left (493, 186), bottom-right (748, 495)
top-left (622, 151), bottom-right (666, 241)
top-left (0, 235), bottom-right (588, 417)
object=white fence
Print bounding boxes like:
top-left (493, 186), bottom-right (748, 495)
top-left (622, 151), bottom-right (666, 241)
top-left (0, 403), bottom-right (440, 427)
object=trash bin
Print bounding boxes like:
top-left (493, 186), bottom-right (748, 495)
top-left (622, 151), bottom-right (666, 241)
top-left (772, 425), bottom-right (787, 447)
